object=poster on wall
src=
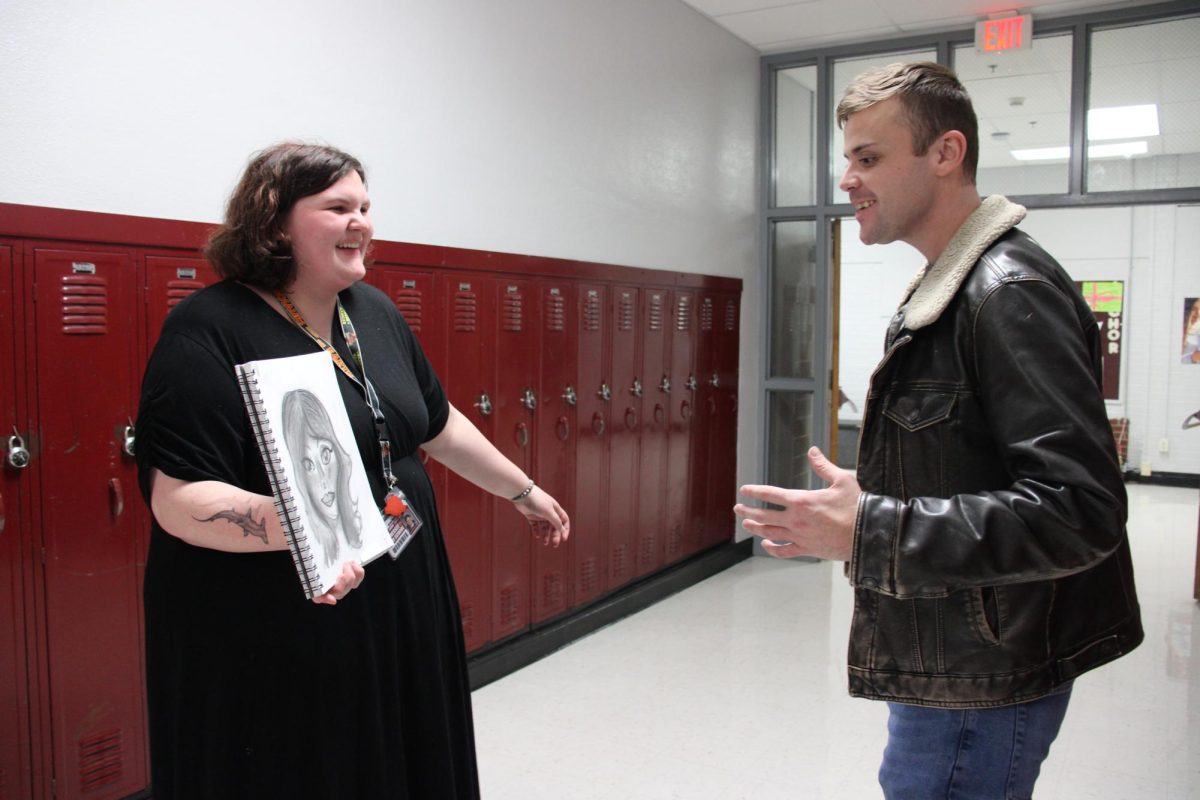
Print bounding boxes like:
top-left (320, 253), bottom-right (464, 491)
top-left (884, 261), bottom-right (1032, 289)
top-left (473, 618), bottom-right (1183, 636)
top-left (1183, 297), bottom-right (1200, 365)
top-left (1075, 280), bottom-right (1123, 400)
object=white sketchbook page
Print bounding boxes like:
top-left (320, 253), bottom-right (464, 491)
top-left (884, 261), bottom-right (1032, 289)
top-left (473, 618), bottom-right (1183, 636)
top-left (241, 350), bottom-right (393, 594)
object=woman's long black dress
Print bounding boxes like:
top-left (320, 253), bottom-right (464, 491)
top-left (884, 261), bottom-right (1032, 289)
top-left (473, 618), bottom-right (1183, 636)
top-left (136, 280), bottom-right (479, 799)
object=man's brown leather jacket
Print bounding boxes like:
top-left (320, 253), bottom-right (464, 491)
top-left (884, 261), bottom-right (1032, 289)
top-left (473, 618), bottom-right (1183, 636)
top-left (847, 198), bottom-right (1143, 708)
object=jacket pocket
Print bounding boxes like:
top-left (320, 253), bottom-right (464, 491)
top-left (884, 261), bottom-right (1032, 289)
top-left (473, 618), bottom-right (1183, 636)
top-left (881, 389), bottom-right (958, 498)
top-left (967, 586), bottom-right (1006, 645)
top-left (882, 389), bottom-right (956, 432)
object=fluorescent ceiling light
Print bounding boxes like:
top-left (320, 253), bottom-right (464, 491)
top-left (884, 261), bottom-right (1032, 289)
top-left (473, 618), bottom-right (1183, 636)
top-left (1010, 141), bottom-right (1149, 161)
top-left (1011, 146), bottom-right (1070, 161)
top-left (1088, 141), bottom-right (1148, 158)
top-left (1088, 104), bottom-right (1159, 141)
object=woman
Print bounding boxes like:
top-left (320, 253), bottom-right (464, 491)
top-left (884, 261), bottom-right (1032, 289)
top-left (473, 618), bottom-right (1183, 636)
top-left (282, 387), bottom-right (363, 566)
top-left (136, 142), bottom-right (569, 799)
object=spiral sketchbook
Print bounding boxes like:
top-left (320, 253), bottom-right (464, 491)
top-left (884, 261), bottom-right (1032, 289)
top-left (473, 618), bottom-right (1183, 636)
top-left (235, 350), bottom-right (396, 599)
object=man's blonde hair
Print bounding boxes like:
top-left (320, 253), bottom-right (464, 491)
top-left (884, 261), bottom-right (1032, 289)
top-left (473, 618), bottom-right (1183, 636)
top-left (836, 61), bottom-right (978, 183)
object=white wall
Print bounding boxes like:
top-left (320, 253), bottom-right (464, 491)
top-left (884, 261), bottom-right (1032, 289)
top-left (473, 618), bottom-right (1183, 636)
top-left (837, 204), bottom-right (1200, 478)
top-left (0, 0), bottom-right (764, 523)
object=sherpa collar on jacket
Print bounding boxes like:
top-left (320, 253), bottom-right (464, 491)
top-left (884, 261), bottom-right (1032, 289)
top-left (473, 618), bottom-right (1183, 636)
top-left (899, 195), bottom-right (1027, 331)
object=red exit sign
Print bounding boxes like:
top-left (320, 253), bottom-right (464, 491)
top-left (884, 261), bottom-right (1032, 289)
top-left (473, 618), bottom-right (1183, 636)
top-left (975, 14), bottom-right (1033, 53)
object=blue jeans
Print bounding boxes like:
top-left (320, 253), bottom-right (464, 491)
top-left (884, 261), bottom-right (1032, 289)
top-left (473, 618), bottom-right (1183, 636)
top-left (878, 683), bottom-right (1072, 800)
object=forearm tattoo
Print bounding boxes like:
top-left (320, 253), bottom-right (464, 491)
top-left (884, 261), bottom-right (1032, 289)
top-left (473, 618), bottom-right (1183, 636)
top-left (194, 508), bottom-right (269, 545)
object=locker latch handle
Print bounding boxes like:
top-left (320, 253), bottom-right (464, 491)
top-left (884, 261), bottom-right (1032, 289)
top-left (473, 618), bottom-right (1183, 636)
top-left (709, 373), bottom-right (720, 388)
top-left (474, 393), bottom-right (493, 417)
top-left (561, 385), bottom-right (577, 406)
top-left (6, 429), bottom-right (30, 470)
top-left (109, 477), bottom-right (125, 519)
top-left (122, 420), bottom-right (136, 458)
top-left (521, 388), bottom-right (537, 411)
top-left (686, 375), bottom-right (698, 391)
top-left (631, 378), bottom-right (643, 398)
top-left (597, 383), bottom-right (612, 402)
top-left (659, 375), bottom-right (671, 394)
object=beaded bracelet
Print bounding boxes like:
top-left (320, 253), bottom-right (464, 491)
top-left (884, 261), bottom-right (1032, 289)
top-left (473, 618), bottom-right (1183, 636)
top-left (510, 479), bottom-right (535, 502)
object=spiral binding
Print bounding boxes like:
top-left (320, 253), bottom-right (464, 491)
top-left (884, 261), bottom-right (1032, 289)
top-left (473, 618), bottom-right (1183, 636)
top-left (236, 365), bottom-right (321, 599)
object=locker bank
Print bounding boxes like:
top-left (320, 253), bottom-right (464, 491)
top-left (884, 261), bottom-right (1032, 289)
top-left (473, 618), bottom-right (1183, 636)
top-left (1, 0), bottom-right (1198, 797)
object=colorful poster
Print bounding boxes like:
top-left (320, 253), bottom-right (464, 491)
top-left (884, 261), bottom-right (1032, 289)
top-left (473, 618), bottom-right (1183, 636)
top-left (1183, 297), bottom-right (1200, 365)
top-left (1076, 280), bottom-right (1123, 400)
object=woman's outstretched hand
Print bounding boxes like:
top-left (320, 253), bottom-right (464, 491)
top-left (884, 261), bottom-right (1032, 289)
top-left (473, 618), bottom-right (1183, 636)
top-left (514, 486), bottom-right (570, 548)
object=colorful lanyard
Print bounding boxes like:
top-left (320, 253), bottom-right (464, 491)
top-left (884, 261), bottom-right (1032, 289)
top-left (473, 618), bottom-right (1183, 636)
top-left (274, 290), bottom-right (397, 489)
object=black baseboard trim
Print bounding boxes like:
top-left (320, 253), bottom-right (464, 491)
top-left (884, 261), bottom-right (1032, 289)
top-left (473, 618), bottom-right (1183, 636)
top-left (467, 538), bottom-right (754, 690)
top-left (1123, 470), bottom-right (1200, 489)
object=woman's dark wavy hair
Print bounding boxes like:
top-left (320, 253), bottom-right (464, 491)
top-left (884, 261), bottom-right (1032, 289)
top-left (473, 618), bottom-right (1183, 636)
top-left (205, 142), bottom-right (367, 290)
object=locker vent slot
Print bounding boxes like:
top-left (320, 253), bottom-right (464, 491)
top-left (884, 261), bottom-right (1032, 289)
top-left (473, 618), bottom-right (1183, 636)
top-left (579, 557), bottom-right (599, 594)
top-left (725, 298), bottom-right (738, 331)
top-left (700, 298), bottom-right (714, 332)
top-left (165, 278), bottom-right (205, 311)
top-left (454, 291), bottom-right (477, 332)
top-left (617, 293), bottom-right (635, 332)
top-left (667, 525), bottom-right (684, 558)
top-left (502, 292), bottom-right (523, 332)
top-left (394, 289), bottom-right (423, 333)
top-left (675, 295), bottom-right (692, 331)
top-left (611, 544), bottom-right (628, 582)
top-left (583, 292), bottom-right (602, 332)
top-left (545, 291), bottom-right (565, 332)
top-left (60, 275), bottom-right (109, 335)
top-left (499, 585), bottom-right (520, 627)
top-left (543, 571), bottom-right (564, 609)
top-left (78, 728), bottom-right (123, 792)
top-left (461, 604), bottom-right (475, 641)
top-left (639, 535), bottom-right (655, 567)
top-left (648, 294), bottom-right (664, 331)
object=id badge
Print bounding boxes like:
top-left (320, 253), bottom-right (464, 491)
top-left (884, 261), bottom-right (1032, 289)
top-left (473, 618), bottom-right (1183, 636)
top-left (382, 487), bottom-right (423, 559)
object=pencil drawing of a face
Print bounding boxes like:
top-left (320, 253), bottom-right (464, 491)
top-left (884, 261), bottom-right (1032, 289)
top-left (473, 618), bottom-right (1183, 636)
top-left (301, 437), bottom-right (340, 524)
top-left (281, 389), bottom-right (364, 566)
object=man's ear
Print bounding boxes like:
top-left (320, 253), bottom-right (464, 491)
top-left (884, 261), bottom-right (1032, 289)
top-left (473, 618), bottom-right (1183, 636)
top-left (932, 130), bottom-right (968, 178)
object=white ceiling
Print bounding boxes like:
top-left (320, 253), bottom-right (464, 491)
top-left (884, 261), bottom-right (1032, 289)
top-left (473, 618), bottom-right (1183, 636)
top-left (683, 0), bottom-right (1199, 178)
top-left (679, 0), bottom-right (1169, 53)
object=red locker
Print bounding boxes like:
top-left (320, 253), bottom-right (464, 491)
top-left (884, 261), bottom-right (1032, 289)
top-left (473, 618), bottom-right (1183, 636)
top-left (0, 242), bottom-right (36, 800)
top-left (689, 295), bottom-right (716, 555)
top-left (635, 288), bottom-right (669, 577)
top-left (368, 267), bottom-right (447, 513)
top-left (32, 248), bottom-right (147, 800)
top-left (572, 284), bottom-right (609, 606)
top-left (532, 282), bottom-right (575, 623)
top-left (665, 290), bottom-right (696, 563)
top-left (705, 293), bottom-right (740, 547)
top-left (607, 286), bottom-right (641, 591)
top-left (490, 278), bottom-right (540, 642)
top-left (437, 273), bottom-right (495, 652)
top-left (144, 255), bottom-right (218, 351)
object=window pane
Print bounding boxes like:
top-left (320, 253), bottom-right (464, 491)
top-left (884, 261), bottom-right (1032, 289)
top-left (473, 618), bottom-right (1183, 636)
top-left (829, 49), bottom-right (936, 204)
top-left (767, 391), bottom-right (814, 489)
top-left (953, 33), bottom-right (1073, 196)
top-left (1088, 15), bottom-right (1200, 192)
top-left (770, 220), bottom-right (817, 378)
top-left (774, 65), bottom-right (818, 207)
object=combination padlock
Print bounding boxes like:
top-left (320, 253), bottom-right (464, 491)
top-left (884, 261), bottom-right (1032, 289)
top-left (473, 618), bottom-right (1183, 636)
top-left (7, 431), bottom-right (30, 470)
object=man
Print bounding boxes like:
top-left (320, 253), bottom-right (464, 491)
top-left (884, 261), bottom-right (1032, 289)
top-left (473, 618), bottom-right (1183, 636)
top-left (735, 62), bottom-right (1142, 799)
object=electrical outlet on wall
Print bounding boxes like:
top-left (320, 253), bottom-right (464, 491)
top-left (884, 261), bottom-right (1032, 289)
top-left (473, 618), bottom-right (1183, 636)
top-left (1159, 438), bottom-right (1170, 454)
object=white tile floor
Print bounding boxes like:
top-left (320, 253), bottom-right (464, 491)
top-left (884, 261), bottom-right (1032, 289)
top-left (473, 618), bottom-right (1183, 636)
top-left (472, 484), bottom-right (1200, 799)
